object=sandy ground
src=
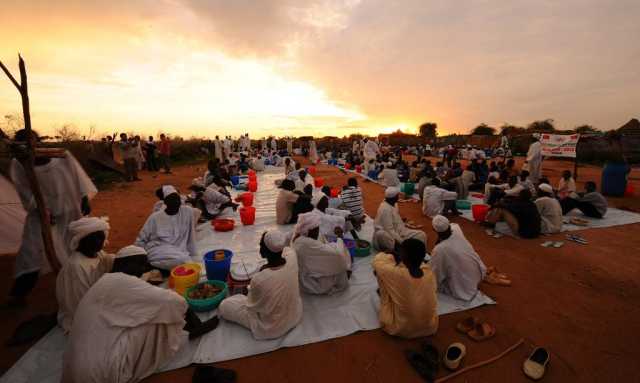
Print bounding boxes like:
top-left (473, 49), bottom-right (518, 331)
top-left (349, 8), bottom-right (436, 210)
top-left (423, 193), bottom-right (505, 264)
top-left (1, 157), bottom-right (640, 382)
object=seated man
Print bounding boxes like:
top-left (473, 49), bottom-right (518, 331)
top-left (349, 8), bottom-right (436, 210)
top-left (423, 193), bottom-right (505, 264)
top-left (372, 238), bottom-right (438, 338)
top-left (292, 212), bottom-right (351, 295)
top-left (560, 181), bottom-right (607, 219)
top-left (135, 185), bottom-right (198, 270)
top-left (341, 177), bottom-right (365, 227)
top-left (199, 185), bottom-right (236, 220)
top-left (486, 189), bottom-right (541, 238)
top-left (219, 231), bottom-right (303, 340)
top-left (379, 163), bottom-right (400, 187)
top-left (56, 217), bottom-right (114, 333)
top-left (429, 215), bottom-right (486, 301)
top-left (250, 155), bottom-right (265, 171)
top-left (312, 194), bottom-right (352, 237)
top-left (62, 245), bottom-right (218, 383)
top-left (374, 187), bottom-right (427, 252)
top-left (535, 183), bottom-right (563, 234)
top-left (422, 178), bottom-right (459, 217)
top-left (276, 179), bottom-right (307, 224)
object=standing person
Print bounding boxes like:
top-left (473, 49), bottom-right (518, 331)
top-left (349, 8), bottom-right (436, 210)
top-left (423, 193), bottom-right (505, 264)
top-left (119, 134), bottom-right (140, 182)
top-left (363, 138), bottom-right (380, 164)
top-left (6, 129), bottom-right (97, 308)
top-left (145, 136), bottom-right (158, 171)
top-left (309, 140), bottom-right (318, 164)
top-left (286, 137), bottom-right (293, 155)
top-left (524, 133), bottom-right (543, 183)
top-left (134, 136), bottom-right (145, 171)
top-left (372, 238), bottom-right (438, 338)
top-left (214, 135), bottom-right (223, 162)
top-left (271, 136), bottom-right (278, 152)
top-left (223, 136), bottom-right (232, 159)
top-left (158, 133), bottom-right (172, 174)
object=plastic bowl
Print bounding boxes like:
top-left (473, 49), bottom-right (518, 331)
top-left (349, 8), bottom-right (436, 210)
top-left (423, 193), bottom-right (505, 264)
top-left (213, 219), bottom-right (235, 232)
top-left (455, 200), bottom-right (472, 210)
top-left (354, 239), bottom-right (371, 257)
top-left (184, 280), bottom-right (228, 312)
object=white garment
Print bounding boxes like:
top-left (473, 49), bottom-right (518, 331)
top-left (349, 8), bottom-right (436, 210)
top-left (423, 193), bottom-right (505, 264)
top-left (364, 141), bottom-right (380, 161)
top-left (10, 152), bottom-right (97, 277)
top-left (202, 187), bottom-right (233, 218)
top-left (430, 224), bottom-right (487, 301)
top-left (293, 236), bottom-right (351, 295)
top-left (309, 141), bottom-right (318, 164)
top-left (271, 138), bottom-right (277, 151)
top-left (379, 168), bottom-right (400, 187)
top-left (135, 205), bottom-right (197, 270)
top-left (62, 273), bottom-right (188, 383)
top-left (219, 247), bottom-right (303, 340)
top-left (422, 186), bottom-right (458, 217)
top-left (525, 141), bottom-right (543, 183)
top-left (374, 201), bottom-right (427, 251)
top-left (286, 139), bottom-right (293, 154)
top-left (56, 251), bottom-right (114, 333)
top-left (535, 196), bottom-right (563, 234)
top-left (214, 139), bottom-right (223, 161)
top-left (311, 208), bottom-right (347, 238)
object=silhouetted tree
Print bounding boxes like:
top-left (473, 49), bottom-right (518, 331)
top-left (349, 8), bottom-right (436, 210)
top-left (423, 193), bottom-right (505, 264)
top-left (419, 122), bottom-right (437, 145)
top-left (471, 123), bottom-right (496, 135)
top-left (574, 125), bottom-right (600, 134)
top-left (527, 119), bottom-right (556, 133)
top-left (499, 123), bottom-right (526, 136)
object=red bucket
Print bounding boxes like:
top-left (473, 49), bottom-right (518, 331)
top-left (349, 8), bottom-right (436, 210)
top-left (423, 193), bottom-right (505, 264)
top-left (248, 169), bottom-right (256, 177)
top-left (240, 192), bottom-right (254, 207)
top-left (472, 204), bottom-right (489, 223)
top-left (355, 165), bottom-right (362, 173)
top-left (248, 180), bottom-right (258, 192)
top-left (314, 177), bottom-right (324, 188)
top-left (330, 187), bottom-right (340, 198)
top-left (625, 183), bottom-right (634, 197)
top-left (240, 206), bottom-right (256, 225)
top-left (345, 163), bottom-right (351, 170)
top-left (308, 166), bottom-right (317, 176)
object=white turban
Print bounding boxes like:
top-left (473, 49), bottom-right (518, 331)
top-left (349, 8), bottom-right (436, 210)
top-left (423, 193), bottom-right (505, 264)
top-left (264, 230), bottom-right (287, 253)
top-left (539, 183), bottom-right (553, 194)
top-left (116, 245), bottom-right (147, 259)
top-left (532, 133), bottom-right (541, 140)
top-left (68, 217), bottom-right (110, 251)
top-left (293, 212), bottom-right (322, 237)
top-left (432, 215), bottom-right (450, 233)
top-left (385, 187), bottom-right (400, 198)
top-left (162, 185), bottom-right (178, 198)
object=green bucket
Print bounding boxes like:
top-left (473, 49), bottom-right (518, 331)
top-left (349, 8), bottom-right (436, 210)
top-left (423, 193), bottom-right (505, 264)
top-left (401, 182), bottom-right (415, 195)
top-left (455, 200), bottom-right (472, 210)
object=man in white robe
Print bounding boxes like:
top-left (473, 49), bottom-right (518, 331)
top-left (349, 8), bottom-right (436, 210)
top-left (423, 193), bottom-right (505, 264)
top-left (422, 178), bottom-right (459, 217)
top-left (310, 194), bottom-right (349, 237)
top-left (535, 183), bottom-right (563, 234)
top-left (200, 186), bottom-right (235, 220)
top-left (429, 215), bottom-right (487, 301)
top-left (286, 137), bottom-right (293, 155)
top-left (309, 140), bottom-right (319, 164)
top-left (56, 217), bottom-right (113, 333)
top-left (7, 130), bottom-right (97, 307)
top-left (223, 136), bottom-right (232, 159)
top-left (219, 231), bottom-right (303, 340)
top-left (524, 133), bottom-right (543, 183)
top-left (271, 136), bottom-right (278, 151)
top-left (373, 187), bottom-right (427, 252)
top-left (363, 138), bottom-right (380, 163)
top-left (292, 212), bottom-right (351, 295)
top-left (135, 185), bottom-right (198, 271)
top-left (214, 136), bottom-right (223, 161)
top-left (62, 246), bottom-right (218, 383)
top-left (379, 164), bottom-right (400, 187)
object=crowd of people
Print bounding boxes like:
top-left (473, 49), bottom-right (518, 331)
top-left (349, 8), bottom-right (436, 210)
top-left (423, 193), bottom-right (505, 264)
top-left (5, 129), bottom-right (613, 382)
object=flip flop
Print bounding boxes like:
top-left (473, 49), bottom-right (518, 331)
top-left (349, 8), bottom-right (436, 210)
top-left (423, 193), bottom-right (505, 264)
top-left (540, 241), bottom-right (554, 247)
top-left (552, 241), bottom-right (564, 248)
top-left (484, 272), bottom-right (512, 286)
top-left (493, 233), bottom-right (504, 239)
top-left (467, 322), bottom-right (496, 342)
top-left (456, 316), bottom-right (480, 334)
top-left (485, 229), bottom-right (495, 236)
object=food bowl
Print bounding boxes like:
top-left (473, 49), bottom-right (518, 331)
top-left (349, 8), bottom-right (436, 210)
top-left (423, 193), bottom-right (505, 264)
top-left (455, 200), bottom-right (472, 210)
top-left (354, 239), bottom-right (371, 257)
top-left (213, 219), bottom-right (235, 232)
top-left (184, 280), bottom-right (228, 312)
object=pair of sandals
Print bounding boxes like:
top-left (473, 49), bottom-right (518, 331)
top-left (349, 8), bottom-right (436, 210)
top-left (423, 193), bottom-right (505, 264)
top-left (566, 234), bottom-right (588, 245)
top-left (484, 266), bottom-right (512, 286)
top-left (456, 316), bottom-right (496, 342)
top-left (485, 228), bottom-right (504, 239)
top-left (541, 240), bottom-right (564, 248)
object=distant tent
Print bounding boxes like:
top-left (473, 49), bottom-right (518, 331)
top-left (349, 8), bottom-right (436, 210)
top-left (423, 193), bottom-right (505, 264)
top-left (0, 174), bottom-right (26, 254)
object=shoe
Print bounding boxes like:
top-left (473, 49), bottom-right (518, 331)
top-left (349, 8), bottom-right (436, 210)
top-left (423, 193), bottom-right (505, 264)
top-left (523, 347), bottom-right (550, 380)
top-left (405, 349), bottom-right (436, 382)
top-left (192, 365), bottom-right (237, 383)
top-left (443, 342), bottom-right (466, 371)
top-left (421, 341), bottom-right (440, 369)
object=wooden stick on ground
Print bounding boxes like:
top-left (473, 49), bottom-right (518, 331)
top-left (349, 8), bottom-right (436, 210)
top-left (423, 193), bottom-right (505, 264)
top-left (1, 55), bottom-right (61, 272)
top-left (435, 338), bottom-right (525, 383)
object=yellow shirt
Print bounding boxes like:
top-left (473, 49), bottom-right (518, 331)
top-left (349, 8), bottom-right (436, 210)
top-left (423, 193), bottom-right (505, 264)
top-left (372, 252), bottom-right (438, 338)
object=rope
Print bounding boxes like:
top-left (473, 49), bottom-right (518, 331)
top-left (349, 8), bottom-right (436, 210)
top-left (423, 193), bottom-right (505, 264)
top-left (435, 338), bottom-right (525, 383)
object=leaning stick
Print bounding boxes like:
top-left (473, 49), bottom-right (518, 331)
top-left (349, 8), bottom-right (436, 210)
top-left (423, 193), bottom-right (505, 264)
top-left (435, 338), bottom-right (525, 383)
top-left (1, 55), bottom-right (60, 272)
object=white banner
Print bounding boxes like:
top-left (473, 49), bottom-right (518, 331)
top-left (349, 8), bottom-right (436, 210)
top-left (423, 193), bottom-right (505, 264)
top-left (540, 133), bottom-right (580, 158)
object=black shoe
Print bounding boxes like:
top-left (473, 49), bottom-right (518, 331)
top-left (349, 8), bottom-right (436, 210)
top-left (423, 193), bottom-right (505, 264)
top-left (405, 349), bottom-right (436, 382)
top-left (421, 341), bottom-right (441, 369)
top-left (192, 365), bottom-right (237, 383)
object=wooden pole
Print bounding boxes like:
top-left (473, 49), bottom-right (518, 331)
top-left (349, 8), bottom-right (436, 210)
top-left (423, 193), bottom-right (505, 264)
top-left (0, 55), bottom-right (60, 272)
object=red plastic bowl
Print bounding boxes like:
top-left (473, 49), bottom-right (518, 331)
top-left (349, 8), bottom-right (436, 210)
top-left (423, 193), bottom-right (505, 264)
top-left (213, 219), bottom-right (235, 232)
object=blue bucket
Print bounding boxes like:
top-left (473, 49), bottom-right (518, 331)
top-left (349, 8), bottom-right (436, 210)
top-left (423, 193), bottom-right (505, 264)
top-left (230, 176), bottom-right (240, 186)
top-left (367, 170), bottom-right (378, 180)
top-left (203, 249), bottom-right (233, 281)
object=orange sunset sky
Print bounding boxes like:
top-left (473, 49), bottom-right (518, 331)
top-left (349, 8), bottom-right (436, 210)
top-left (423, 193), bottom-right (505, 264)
top-left (1, 0), bottom-right (639, 139)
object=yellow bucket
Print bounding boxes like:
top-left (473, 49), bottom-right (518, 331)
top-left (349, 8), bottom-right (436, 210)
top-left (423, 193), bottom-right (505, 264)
top-left (170, 263), bottom-right (202, 296)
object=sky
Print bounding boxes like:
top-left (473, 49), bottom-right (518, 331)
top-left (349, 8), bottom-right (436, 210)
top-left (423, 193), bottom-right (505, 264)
top-left (1, 0), bottom-right (639, 139)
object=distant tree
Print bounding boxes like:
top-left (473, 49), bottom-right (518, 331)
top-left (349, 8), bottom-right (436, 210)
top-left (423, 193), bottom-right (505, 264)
top-left (527, 119), bottom-right (556, 133)
top-left (471, 123), bottom-right (496, 135)
top-left (419, 122), bottom-right (437, 144)
top-left (55, 123), bottom-right (80, 142)
top-left (2, 112), bottom-right (24, 137)
top-left (574, 124), bottom-right (600, 134)
top-left (499, 123), bottom-right (525, 136)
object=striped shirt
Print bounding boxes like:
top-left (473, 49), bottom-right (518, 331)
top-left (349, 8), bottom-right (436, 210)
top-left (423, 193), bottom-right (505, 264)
top-left (341, 186), bottom-right (364, 219)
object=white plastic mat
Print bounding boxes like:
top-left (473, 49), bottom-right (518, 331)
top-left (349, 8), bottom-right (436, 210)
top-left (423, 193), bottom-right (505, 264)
top-left (1, 166), bottom-right (494, 383)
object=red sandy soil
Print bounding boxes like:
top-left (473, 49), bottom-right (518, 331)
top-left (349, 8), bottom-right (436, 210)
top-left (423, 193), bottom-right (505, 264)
top-left (1, 158), bottom-right (640, 382)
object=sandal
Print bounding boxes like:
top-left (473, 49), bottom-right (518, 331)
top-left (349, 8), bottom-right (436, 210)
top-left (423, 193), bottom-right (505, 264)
top-left (456, 316), bottom-right (479, 334)
top-left (523, 347), bottom-right (550, 380)
top-left (467, 322), bottom-right (496, 342)
top-left (484, 273), bottom-right (512, 286)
